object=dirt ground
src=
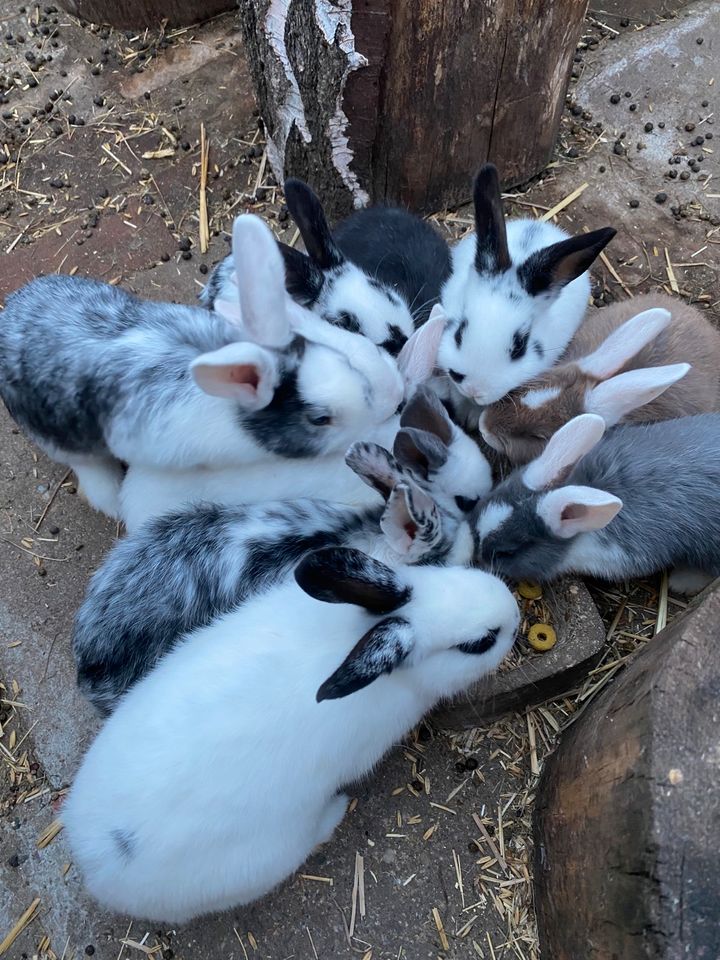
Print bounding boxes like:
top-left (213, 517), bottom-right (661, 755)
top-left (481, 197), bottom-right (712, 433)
top-left (0, 2), bottom-right (718, 958)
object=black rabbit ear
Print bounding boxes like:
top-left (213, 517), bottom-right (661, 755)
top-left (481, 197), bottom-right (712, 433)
top-left (345, 442), bottom-right (403, 501)
top-left (277, 242), bottom-right (325, 305)
top-left (295, 547), bottom-right (411, 614)
top-left (518, 227), bottom-right (616, 297)
top-left (400, 386), bottom-right (453, 445)
top-left (316, 616), bottom-right (414, 701)
top-left (283, 178), bottom-right (344, 271)
top-left (473, 164), bottom-right (511, 274)
top-left (393, 427), bottom-right (449, 481)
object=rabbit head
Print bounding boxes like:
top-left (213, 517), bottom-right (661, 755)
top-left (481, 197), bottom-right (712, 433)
top-left (192, 214), bottom-right (406, 458)
top-left (473, 413), bottom-right (622, 581)
top-left (294, 547), bottom-right (520, 701)
top-left (479, 307), bottom-right (690, 464)
top-left (437, 164), bottom-right (616, 405)
top-left (277, 179), bottom-right (415, 354)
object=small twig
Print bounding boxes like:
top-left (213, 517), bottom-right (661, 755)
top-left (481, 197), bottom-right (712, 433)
top-left (34, 468), bottom-right (71, 532)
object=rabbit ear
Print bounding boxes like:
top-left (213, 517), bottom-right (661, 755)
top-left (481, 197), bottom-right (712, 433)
top-left (316, 616), bottom-right (414, 702)
top-left (523, 414), bottom-right (605, 491)
top-left (400, 386), bottom-right (453, 444)
top-left (473, 163), bottom-right (511, 274)
top-left (586, 363), bottom-right (690, 426)
top-left (232, 215), bottom-right (293, 348)
top-left (345, 442), bottom-right (403, 501)
top-left (518, 227), bottom-right (616, 297)
top-left (397, 305), bottom-right (446, 393)
top-left (577, 308), bottom-right (672, 380)
top-left (190, 342), bottom-right (279, 409)
top-left (295, 547), bottom-right (411, 614)
top-left (537, 485), bottom-right (623, 539)
top-left (393, 427), bottom-right (449, 480)
top-left (380, 480), bottom-right (442, 558)
top-left (277, 241), bottom-right (325, 306)
top-left (283, 178), bottom-right (344, 271)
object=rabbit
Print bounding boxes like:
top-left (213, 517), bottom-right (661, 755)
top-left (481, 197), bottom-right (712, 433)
top-left (201, 178), bottom-right (451, 354)
top-left (74, 388), bottom-right (486, 715)
top-left (435, 163), bottom-right (616, 409)
top-left (62, 545), bottom-right (519, 922)
top-left (472, 411), bottom-right (720, 584)
top-left (117, 319), bottom-right (492, 532)
top-left (0, 214), bottom-right (403, 519)
top-left (479, 294), bottom-right (720, 464)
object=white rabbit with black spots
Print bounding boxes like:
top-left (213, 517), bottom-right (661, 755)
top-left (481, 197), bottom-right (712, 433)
top-left (63, 546), bottom-right (519, 922)
top-left (437, 164), bottom-right (616, 410)
top-left (202, 178), bottom-right (451, 354)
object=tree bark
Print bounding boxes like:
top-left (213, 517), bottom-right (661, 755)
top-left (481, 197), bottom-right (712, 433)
top-left (534, 584), bottom-right (720, 960)
top-left (59, 0), bottom-right (235, 28)
top-left (239, 0), bottom-right (587, 217)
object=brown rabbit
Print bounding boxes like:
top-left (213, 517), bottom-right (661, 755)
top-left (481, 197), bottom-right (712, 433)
top-left (479, 293), bottom-right (720, 465)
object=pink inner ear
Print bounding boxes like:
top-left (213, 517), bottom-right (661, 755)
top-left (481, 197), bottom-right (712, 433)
top-left (404, 520), bottom-right (418, 540)
top-left (561, 503), bottom-right (587, 522)
top-left (225, 364), bottom-right (260, 392)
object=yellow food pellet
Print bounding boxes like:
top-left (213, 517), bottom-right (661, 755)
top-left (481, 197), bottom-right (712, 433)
top-left (527, 623), bottom-right (557, 652)
top-left (517, 581), bottom-right (543, 600)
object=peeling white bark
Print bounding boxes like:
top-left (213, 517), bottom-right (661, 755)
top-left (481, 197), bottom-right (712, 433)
top-left (315, 0), bottom-right (369, 207)
top-left (264, 0), bottom-right (312, 182)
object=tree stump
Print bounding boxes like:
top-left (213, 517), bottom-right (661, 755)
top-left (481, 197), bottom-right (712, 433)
top-left (239, 0), bottom-right (587, 216)
top-left (534, 584), bottom-right (720, 960)
top-left (58, 0), bottom-right (235, 28)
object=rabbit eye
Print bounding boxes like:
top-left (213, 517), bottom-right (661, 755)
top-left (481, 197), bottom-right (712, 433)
top-left (510, 330), bottom-right (530, 362)
top-left (455, 495), bottom-right (478, 513)
top-left (308, 414), bottom-right (332, 427)
top-left (449, 369), bottom-right (465, 384)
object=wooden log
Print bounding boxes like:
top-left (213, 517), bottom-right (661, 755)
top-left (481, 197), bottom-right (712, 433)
top-left (534, 584), bottom-right (720, 960)
top-left (58, 0), bottom-right (235, 28)
top-left (239, 0), bottom-right (587, 217)
top-left (433, 578), bottom-right (605, 728)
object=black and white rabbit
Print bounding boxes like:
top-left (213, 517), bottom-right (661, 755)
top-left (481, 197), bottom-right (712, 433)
top-left (75, 389), bottom-right (485, 715)
top-left (201, 178), bottom-right (451, 353)
top-left (473, 412), bottom-right (720, 587)
top-left (63, 546), bottom-right (519, 922)
top-left (0, 214), bottom-right (403, 518)
top-left (116, 324), bottom-right (492, 532)
top-left (436, 164), bottom-right (616, 408)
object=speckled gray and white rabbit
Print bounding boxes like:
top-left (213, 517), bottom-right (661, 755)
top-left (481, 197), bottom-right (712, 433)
top-left (479, 293), bottom-right (720, 464)
top-left (0, 214), bottom-right (403, 519)
top-left (74, 389), bottom-right (483, 715)
top-left (202, 178), bottom-right (451, 353)
top-left (63, 546), bottom-right (519, 922)
top-left (473, 412), bottom-right (720, 587)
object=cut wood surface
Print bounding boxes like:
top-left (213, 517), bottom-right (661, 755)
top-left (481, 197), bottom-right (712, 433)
top-left (240, 0), bottom-right (587, 216)
top-left (534, 584), bottom-right (720, 959)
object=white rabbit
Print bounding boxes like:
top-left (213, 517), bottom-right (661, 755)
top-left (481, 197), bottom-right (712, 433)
top-left (436, 164), bottom-right (616, 409)
top-left (63, 546), bottom-right (519, 922)
top-left (0, 215), bottom-right (402, 518)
